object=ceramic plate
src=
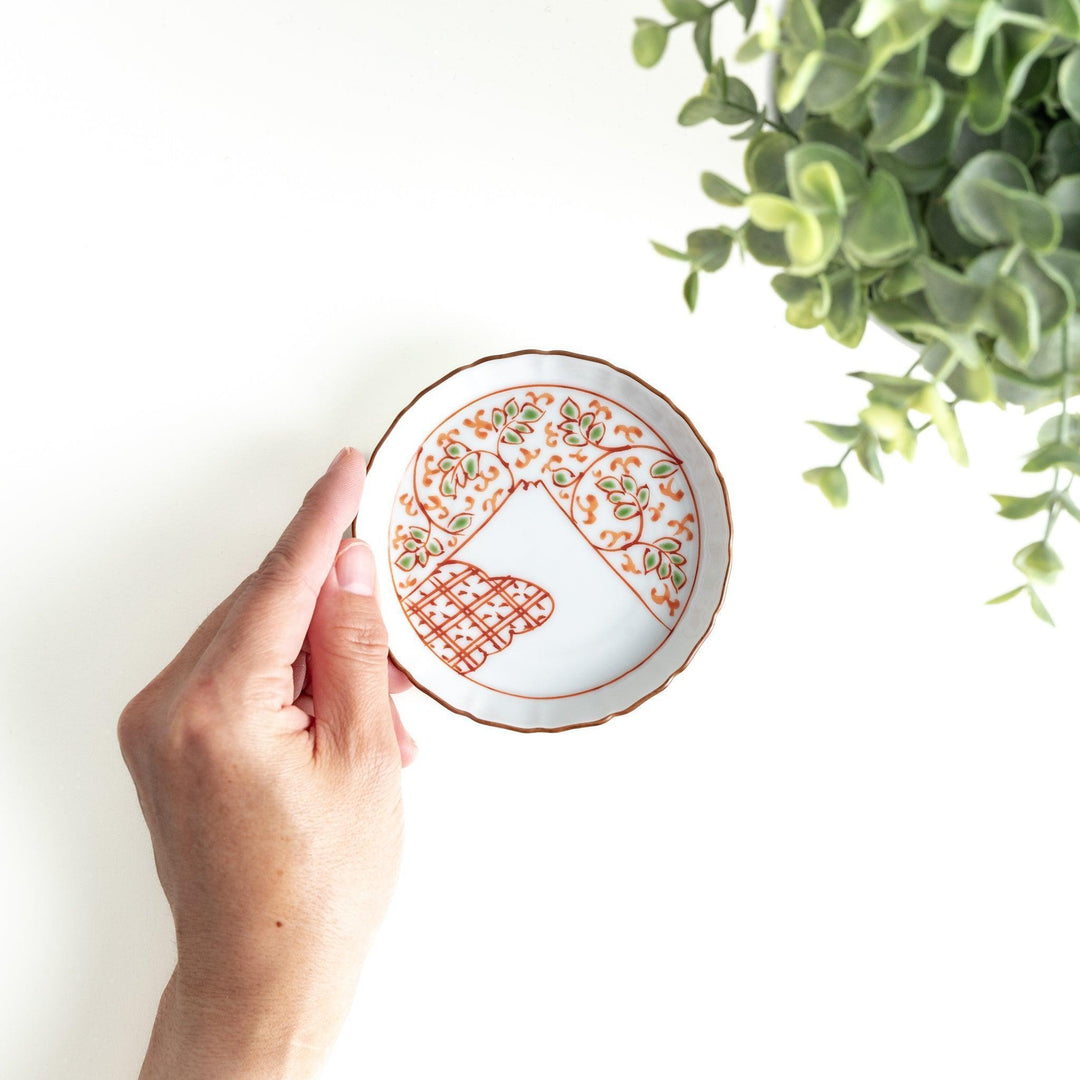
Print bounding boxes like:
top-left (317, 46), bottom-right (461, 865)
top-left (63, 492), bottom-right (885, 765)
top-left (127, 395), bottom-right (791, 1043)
top-left (362, 349), bottom-right (731, 732)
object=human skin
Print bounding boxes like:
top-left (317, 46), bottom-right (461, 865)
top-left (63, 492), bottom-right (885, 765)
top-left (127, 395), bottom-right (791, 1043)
top-left (118, 448), bottom-right (416, 1079)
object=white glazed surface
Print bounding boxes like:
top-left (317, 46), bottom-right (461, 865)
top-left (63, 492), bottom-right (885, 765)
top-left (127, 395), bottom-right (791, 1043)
top-left (363, 351), bottom-right (731, 730)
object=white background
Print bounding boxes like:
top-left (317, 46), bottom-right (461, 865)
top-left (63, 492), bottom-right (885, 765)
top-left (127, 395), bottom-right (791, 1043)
top-left (2, 2), bottom-right (1078, 1078)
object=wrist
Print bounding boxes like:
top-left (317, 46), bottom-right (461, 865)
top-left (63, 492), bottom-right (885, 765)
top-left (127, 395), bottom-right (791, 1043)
top-left (139, 970), bottom-right (333, 1080)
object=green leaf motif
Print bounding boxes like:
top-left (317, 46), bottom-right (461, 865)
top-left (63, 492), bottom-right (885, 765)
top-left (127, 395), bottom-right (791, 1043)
top-left (448, 514), bottom-right (472, 533)
top-left (560, 398), bottom-right (579, 421)
top-left (614, 503), bottom-right (638, 520)
top-left (650, 460), bottom-right (678, 478)
top-left (644, 549), bottom-right (660, 572)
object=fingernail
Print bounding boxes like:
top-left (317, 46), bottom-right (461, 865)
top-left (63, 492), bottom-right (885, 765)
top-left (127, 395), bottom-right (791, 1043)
top-left (329, 446), bottom-right (353, 470)
top-left (336, 541), bottom-right (376, 595)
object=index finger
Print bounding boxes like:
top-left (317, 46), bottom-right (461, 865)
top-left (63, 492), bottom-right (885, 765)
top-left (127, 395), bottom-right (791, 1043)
top-left (204, 448), bottom-right (367, 683)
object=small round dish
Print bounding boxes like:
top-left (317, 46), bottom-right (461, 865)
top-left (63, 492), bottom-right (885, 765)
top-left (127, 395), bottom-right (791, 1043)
top-left (362, 349), bottom-right (731, 732)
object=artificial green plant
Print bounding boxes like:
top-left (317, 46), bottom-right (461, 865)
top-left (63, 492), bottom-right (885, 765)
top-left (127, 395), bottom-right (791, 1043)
top-left (633, 0), bottom-right (1080, 621)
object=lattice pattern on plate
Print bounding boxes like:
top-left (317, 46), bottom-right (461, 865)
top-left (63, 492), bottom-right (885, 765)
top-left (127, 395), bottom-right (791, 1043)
top-left (402, 560), bottom-right (554, 675)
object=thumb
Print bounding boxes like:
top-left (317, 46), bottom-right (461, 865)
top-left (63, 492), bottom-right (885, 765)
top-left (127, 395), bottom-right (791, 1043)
top-left (308, 539), bottom-right (397, 765)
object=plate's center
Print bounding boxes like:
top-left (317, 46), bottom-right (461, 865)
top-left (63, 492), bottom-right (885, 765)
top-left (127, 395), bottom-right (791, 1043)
top-left (434, 484), bottom-right (670, 697)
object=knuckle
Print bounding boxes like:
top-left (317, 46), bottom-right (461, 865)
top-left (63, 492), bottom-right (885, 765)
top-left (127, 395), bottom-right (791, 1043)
top-left (343, 619), bottom-right (389, 654)
top-left (258, 544), bottom-right (299, 586)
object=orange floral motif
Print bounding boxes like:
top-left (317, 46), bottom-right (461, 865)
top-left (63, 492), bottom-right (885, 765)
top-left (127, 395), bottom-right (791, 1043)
top-left (668, 514), bottom-right (695, 540)
top-left (651, 584), bottom-right (680, 618)
top-left (513, 446), bottom-right (541, 469)
top-left (614, 424), bottom-right (643, 441)
top-left (610, 455), bottom-right (642, 474)
top-left (599, 529), bottom-right (634, 547)
top-left (463, 409), bottom-right (495, 440)
top-left (659, 477), bottom-right (685, 502)
top-left (575, 494), bottom-right (598, 523)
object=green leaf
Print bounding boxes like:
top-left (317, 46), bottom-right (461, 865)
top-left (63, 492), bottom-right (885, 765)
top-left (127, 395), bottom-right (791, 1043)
top-left (1029, 588), bottom-right (1055, 625)
top-left (746, 194), bottom-right (834, 272)
top-left (824, 270), bottom-right (867, 347)
top-left (598, 477), bottom-right (619, 492)
top-left (693, 13), bottom-right (712, 70)
top-left (773, 273), bottom-right (831, 327)
top-left (992, 492), bottom-right (1054, 519)
top-left (588, 422), bottom-right (606, 442)
top-left (644, 548), bottom-right (660, 572)
top-left (1059, 47), bottom-right (1080, 123)
top-left (614, 503), bottom-right (638, 520)
top-left (701, 171), bottom-right (746, 206)
top-left (1037, 413), bottom-right (1080, 446)
top-left (426, 538), bottom-right (442, 555)
top-left (732, 0), bottom-right (756, 29)
top-left (808, 420), bottom-right (863, 445)
top-left (842, 170), bottom-right (918, 267)
top-left (947, 2), bottom-right (1004, 76)
top-left (521, 405), bottom-right (541, 422)
top-left (561, 398), bottom-right (579, 420)
top-left (396, 552), bottom-right (416, 571)
top-left (802, 465), bottom-right (849, 507)
top-left (662, 0), bottom-right (707, 18)
top-left (672, 567), bottom-right (687, 589)
top-left (502, 429), bottom-right (523, 445)
top-left (1046, 175), bottom-right (1080, 250)
top-left (1014, 540), bottom-right (1064, 584)
top-left (867, 77), bottom-right (945, 152)
top-left (777, 50), bottom-right (824, 112)
top-left (552, 469), bottom-right (573, 486)
top-left (658, 538), bottom-right (680, 552)
top-left (787, 0), bottom-right (825, 51)
top-left (637, 486), bottom-right (650, 508)
top-left (855, 432), bottom-right (885, 481)
top-left (1022, 443), bottom-right (1080, 474)
top-left (651, 241), bottom-right (689, 261)
top-left (912, 384), bottom-right (968, 465)
top-left (804, 29), bottom-right (869, 112)
top-left (957, 180), bottom-right (1062, 252)
top-left (687, 228), bottom-right (734, 271)
top-left (744, 132), bottom-right (798, 194)
top-left (916, 258), bottom-right (985, 327)
top-left (632, 19), bottom-right (668, 68)
top-left (989, 277), bottom-right (1039, 359)
top-left (680, 74), bottom-right (758, 126)
top-left (1043, 121), bottom-right (1080, 183)
top-left (683, 270), bottom-right (699, 311)
top-left (650, 460), bottom-right (678, 477)
top-left (986, 584), bottom-right (1025, 605)
top-left (448, 514), bottom-right (472, 533)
